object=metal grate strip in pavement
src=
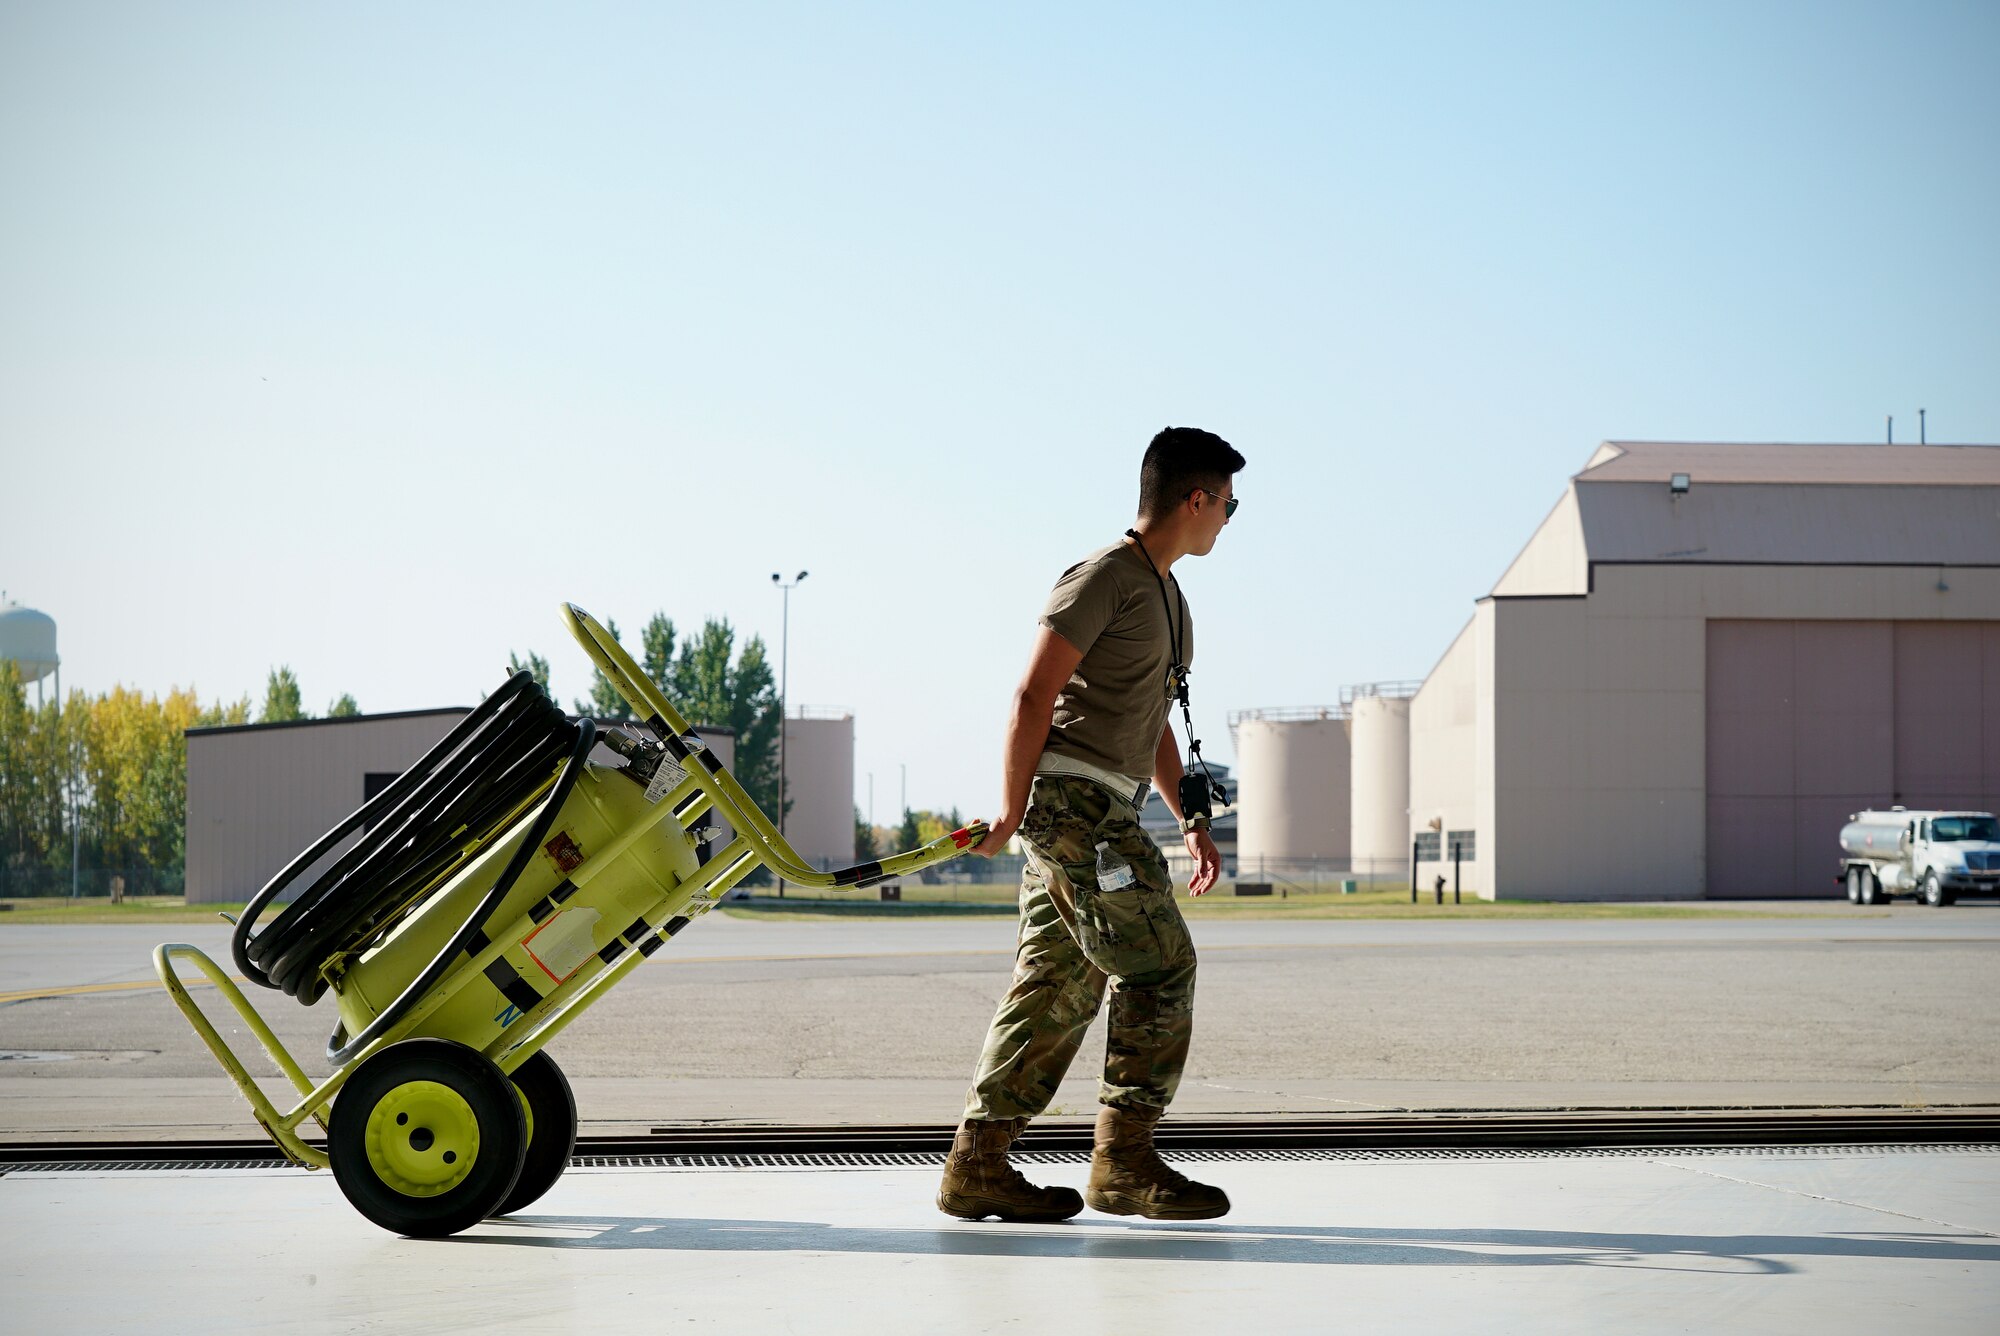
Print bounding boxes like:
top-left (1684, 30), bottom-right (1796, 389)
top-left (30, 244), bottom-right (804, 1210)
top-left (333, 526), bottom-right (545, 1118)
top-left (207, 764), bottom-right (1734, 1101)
top-left (7, 1143), bottom-right (1996, 1175)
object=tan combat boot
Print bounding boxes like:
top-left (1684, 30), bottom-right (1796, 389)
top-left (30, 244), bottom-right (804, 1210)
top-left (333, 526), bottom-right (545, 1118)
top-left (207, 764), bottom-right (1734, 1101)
top-left (936, 1117), bottom-right (1084, 1222)
top-left (1085, 1104), bottom-right (1230, 1220)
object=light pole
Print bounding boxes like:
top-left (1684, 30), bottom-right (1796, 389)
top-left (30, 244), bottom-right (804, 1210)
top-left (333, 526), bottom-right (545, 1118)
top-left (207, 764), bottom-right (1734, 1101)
top-left (771, 570), bottom-right (807, 895)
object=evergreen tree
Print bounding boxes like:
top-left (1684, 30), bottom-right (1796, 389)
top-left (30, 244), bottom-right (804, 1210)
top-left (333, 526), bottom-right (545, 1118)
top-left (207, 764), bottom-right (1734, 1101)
top-left (854, 806), bottom-right (878, 862)
top-left (327, 693), bottom-right (361, 717)
top-left (572, 619), bottom-right (635, 719)
top-left (507, 650), bottom-right (551, 695)
top-left (728, 632), bottom-right (783, 820)
top-left (640, 614), bottom-right (677, 697)
top-left (198, 694), bottom-right (253, 727)
top-left (646, 617), bottom-right (784, 819)
top-left (673, 619), bottom-right (737, 725)
top-left (260, 666), bottom-right (308, 723)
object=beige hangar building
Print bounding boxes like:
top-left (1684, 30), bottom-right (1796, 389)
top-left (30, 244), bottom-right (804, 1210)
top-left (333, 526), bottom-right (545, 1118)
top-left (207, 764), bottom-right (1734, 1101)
top-left (1409, 441), bottom-right (2000, 900)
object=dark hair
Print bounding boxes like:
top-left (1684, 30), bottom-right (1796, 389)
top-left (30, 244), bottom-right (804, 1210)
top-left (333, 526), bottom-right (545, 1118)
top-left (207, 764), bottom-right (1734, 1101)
top-left (1138, 427), bottom-right (1245, 519)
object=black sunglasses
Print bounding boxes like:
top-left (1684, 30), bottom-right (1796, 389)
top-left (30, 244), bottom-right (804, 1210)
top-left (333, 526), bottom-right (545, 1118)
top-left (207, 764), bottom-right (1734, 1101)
top-left (1192, 487), bottom-right (1240, 519)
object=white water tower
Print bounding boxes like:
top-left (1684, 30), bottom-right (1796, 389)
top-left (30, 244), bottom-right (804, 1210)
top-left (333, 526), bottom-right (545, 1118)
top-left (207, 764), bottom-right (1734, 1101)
top-left (0, 600), bottom-right (60, 705)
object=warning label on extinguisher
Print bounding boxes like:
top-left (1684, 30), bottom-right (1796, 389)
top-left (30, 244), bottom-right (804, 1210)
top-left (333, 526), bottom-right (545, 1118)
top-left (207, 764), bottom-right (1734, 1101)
top-left (522, 907), bottom-right (602, 984)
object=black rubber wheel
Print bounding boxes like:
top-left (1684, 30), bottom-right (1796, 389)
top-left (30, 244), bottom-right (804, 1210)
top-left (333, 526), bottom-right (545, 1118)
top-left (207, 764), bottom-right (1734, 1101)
top-left (1859, 872), bottom-right (1881, 906)
top-left (330, 1038), bottom-right (526, 1238)
top-left (1923, 872), bottom-right (1946, 908)
top-left (494, 1051), bottom-right (578, 1217)
top-left (1846, 867), bottom-right (1863, 904)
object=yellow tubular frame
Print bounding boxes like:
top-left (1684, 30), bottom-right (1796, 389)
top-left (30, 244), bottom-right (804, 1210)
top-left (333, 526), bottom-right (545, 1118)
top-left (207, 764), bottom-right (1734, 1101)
top-left (153, 600), bottom-right (988, 1167)
top-left (153, 943), bottom-right (332, 1168)
top-left (561, 602), bottom-right (989, 886)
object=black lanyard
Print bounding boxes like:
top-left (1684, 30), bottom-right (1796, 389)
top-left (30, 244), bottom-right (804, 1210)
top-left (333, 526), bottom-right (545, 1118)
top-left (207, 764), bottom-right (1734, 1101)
top-left (1124, 529), bottom-right (1188, 698)
top-left (1124, 530), bottom-right (1228, 816)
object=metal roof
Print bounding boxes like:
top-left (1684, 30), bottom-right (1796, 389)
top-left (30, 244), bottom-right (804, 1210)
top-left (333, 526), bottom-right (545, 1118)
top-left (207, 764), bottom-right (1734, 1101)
top-left (185, 707), bottom-right (471, 737)
top-left (1581, 441), bottom-right (2000, 486)
top-left (1490, 440), bottom-right (2000, 597)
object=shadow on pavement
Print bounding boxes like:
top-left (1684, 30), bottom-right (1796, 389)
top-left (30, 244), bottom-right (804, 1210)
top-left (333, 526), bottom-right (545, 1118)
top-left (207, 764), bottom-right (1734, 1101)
top-left (450, 1215), bottom-right (2000, 1274)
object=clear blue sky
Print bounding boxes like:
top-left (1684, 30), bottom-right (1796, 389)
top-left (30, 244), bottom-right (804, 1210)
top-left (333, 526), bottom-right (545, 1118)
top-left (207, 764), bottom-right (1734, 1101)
top-left (4, 2), bottom-right (1996, 820)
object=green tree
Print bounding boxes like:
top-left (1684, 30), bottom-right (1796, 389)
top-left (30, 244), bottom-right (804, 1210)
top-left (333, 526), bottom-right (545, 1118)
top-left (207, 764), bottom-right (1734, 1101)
top-left (76, 684), bottom-right (199, 893)
top-left (672, 618), bottom-right (736, 725)
top-left (507, 650), bottom-right (551, 694)
top-left (897, 808), bottom-right (921, 851)
top-left (641, 613), bottom-right (677, 696)
top-left (327, 693), bottom-right (361, 717)
top-left (198, 694), bottom-right (252, 727)
top-left (854, 806), bottom-right (878, 862)
top-left (723, 631), bottom-right (783, 821)
top-left (573, 619), bottom-right (635, 720)
top-left (556, 609), bottom-right (783, 817)
top-left (0, 661), bottom-right (52, 876)
top-left (260, 666), bottom-right (308, 723)
top-left (1, 666), bottom-right (283, 897)
top-left (647, 616), bottom-right (783, 819)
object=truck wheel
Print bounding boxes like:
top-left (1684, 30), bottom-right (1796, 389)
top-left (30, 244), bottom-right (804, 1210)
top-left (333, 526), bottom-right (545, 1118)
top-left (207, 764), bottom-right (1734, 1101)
top-left (330, 1038), bottom-right (526, 1238)
top-left (1922, 872), bottom-right (1947, 908)
top-left (1858, 872), bottom-right (1879, 906)
top-left (494, 1051), bottom-right (577, 1217)
top-left (1846, 867), bottom-right (1863, 904)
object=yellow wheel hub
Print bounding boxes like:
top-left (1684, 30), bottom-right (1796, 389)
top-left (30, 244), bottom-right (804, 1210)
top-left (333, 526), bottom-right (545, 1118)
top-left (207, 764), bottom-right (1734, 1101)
top-left (363, 1080), bottom-right (481, 1197)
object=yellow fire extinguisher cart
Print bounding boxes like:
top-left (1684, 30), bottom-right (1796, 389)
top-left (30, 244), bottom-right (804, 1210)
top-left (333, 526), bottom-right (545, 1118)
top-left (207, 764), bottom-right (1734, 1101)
top-left (155, 603), bottom-right (985, 1236)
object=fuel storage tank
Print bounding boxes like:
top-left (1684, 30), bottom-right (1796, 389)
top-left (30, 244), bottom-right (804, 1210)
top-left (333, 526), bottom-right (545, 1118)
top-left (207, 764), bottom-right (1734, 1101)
top-left (782, 707), bottom-right (855, 871)
top-left (1347, 683), bottom-right (1416, 875)
top-left (1231, 708), bottom-right (1350, 871)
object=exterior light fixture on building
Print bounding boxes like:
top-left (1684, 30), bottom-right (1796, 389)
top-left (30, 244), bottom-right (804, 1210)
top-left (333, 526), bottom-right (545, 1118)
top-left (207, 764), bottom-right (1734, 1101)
top-left (1670, 473), bottom-right (1691, 497)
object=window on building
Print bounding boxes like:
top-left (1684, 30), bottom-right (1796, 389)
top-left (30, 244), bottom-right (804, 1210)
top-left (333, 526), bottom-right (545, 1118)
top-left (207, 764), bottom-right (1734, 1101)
top-left (1447, 830), bottom-right (1477, 861)
top-left (363, 772), bottom-right (401, 830)
top-left (1414, 831), bottom-right (1441, 861)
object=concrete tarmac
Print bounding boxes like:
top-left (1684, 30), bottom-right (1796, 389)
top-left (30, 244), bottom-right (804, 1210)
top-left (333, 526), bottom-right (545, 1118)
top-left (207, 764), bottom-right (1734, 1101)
top-left (3, 910), bottom-right (1998, 1138)
top-left (3, 1146), bottom-right (1996, 1333)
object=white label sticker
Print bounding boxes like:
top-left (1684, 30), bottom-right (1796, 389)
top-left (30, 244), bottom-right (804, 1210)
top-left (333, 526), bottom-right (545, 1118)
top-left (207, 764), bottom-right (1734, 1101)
top-left (522, 907), bottom-right (602, 984)
top-left (644, 755), bottom-right (689, 804)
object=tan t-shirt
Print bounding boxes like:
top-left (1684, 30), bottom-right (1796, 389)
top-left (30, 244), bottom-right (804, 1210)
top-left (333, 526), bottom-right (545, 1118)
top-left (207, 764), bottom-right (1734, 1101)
top-left (1038, 540), bottom-right (1193, 781)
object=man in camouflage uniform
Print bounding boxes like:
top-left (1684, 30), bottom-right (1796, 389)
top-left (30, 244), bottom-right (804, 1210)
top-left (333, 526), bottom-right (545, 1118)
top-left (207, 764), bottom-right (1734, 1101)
top-left (938, 427), bottom-right (1243, 1223)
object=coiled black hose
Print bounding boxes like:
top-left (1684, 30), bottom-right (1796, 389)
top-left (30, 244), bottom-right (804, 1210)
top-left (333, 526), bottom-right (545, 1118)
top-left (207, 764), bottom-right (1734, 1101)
top-left (231, 673), bottom-right (591, 1050)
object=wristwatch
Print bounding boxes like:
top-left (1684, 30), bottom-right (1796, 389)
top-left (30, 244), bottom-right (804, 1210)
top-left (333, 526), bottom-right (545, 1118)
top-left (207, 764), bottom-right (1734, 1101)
top-left (1179, 814), bottom-right (1211, 835)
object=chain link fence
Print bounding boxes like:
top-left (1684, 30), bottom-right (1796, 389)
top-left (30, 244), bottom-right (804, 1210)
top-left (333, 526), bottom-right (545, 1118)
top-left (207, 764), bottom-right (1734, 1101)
top-left (1173, 854), bottom-right (1412, 893)
top-left (742, 850), bottom-right (1417, 903)
top-left (0, 866), bottom-right (186, 898)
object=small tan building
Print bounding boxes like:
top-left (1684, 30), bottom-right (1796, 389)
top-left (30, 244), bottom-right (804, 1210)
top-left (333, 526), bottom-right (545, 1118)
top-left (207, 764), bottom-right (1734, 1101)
top-left (187, 710), bottom-right (736, 904)
top-left (186, 709), bottom-right (471, 904)
top-left (1410, 441), bottom-right (2000, 900)
top-left (781, 707), bottom-right (855, 872)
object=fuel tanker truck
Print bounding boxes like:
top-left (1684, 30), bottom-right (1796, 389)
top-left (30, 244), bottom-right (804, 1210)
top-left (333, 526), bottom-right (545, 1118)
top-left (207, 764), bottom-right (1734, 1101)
top-left (1838, 808), bottom-right (2000, 907)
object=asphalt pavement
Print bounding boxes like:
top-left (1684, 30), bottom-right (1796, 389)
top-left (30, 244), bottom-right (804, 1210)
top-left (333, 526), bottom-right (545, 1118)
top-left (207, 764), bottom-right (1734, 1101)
top-left (3, 909), bottom-right (1997, 1138)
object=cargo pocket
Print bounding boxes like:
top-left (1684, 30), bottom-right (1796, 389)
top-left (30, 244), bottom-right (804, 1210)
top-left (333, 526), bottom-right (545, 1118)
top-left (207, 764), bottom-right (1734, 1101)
top-left (1074, 878), bottom-right (1166, 979)
top-left (1097, 813), bottom-right (1194, 976)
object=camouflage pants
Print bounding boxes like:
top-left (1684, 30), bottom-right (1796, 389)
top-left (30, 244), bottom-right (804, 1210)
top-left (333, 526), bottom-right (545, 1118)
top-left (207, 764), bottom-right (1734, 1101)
top-left (963, 774), bottom-right (1198, 1121)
